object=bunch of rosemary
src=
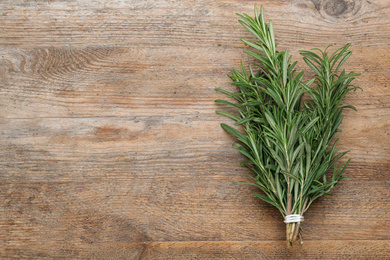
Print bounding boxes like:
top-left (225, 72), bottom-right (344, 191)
top-left (215, 5), bottom-right (360, 247)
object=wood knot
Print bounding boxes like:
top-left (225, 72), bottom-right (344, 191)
top-left (324, 0), bottom-right (348, 16)
top-left (312, 0), bottom-right (361, 18)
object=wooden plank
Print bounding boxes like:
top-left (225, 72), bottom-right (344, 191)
top-left (1, 240), bottom-right (390, 259)
top-left (0, 0), bottom-right (389, 48)
top-left (0, 113), bottom-right (389, 181)
top-left (1, 180), bottom-right (389, 244)
top-left (0, 45), bottom-right (388, 119)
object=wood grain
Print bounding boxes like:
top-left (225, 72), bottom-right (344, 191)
top-left (2, 241), bottom-right (390, 259)
top-left (141, 240), bottom-right (390, 259)
top-left (1, 0), bottom-right (389, 258)
top-left (0, 180), bottom-right (389, 243)
top-left (0, 0), bottom-right (389, 47)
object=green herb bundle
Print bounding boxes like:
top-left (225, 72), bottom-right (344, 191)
top-left (215, 5), bottom-right (360, 247)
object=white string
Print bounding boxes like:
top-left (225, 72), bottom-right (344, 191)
top-left (284, 214), bottom-right (304, 223)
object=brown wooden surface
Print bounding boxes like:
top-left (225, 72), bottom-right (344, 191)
top-left (1, 0), bottom-right (389, 259)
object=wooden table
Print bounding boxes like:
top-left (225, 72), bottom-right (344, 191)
top-left (1, 0), bottom-right (389, 259)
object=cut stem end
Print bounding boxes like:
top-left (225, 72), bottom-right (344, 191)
top-left (286, 222), bottom-right (302, 248)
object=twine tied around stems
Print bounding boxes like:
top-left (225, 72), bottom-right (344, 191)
top-left (284, 214), bottom-right (304, 223)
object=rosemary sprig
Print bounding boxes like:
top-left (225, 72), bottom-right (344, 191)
top-left (216, 5), bottom-right (360, 247)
